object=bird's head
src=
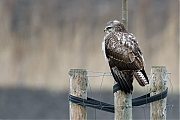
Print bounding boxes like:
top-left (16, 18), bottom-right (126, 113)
top-left (104, 20), bottom-right (127, 33)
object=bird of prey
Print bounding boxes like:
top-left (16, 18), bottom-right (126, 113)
top-left (102, 20), bottom-right (149, 94)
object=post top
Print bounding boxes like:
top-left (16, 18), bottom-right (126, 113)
top-left (151, 66), bottom-right (167, 73)
top-left (68, 69), bottom-right (87, 75)
top-left (152, 66), bottom-right (166, 68)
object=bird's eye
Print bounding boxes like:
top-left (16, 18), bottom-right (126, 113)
top-left (107, 27), bottom-right (112, 30)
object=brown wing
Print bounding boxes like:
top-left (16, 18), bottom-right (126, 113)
top-left (109, 59), bottom-right (133, 94)
top-left (105, 32), bottom-right (149, 90)
top-left (105, 32), bottom-right (144, 71)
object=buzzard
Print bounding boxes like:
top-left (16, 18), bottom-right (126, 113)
top-left (102, 20), bottom-right (149, 94)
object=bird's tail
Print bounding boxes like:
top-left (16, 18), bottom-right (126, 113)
top-left (134, 68), bottom-right (149, 86)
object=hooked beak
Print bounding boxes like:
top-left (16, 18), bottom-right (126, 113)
top-left (104, 27), bottom-right (107, 32)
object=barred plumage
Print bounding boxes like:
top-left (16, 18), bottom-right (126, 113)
top-left (102, 20), bottom-right (149, 94)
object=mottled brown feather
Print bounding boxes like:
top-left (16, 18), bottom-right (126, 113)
top-left (103, 20), bottom-right (149, 93)
top-left (105, 32), bottom-right (143, 70)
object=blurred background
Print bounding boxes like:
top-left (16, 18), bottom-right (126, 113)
top-left (0, 0), bottom-right (179, 119)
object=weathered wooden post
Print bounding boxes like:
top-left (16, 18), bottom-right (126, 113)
top-left (114, 87), bottom-right (132, 120)
top-left (69, 69), bottom-right (88, 120)
top-left (114, 0), bottom-right (132, 120)
top-left (150, 66), bottom-right (167, 120)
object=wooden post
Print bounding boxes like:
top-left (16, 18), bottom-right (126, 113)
top-left (114, 90), bottom-right (132, 120)
top-left (122, 0), bottom-right (128, 30)
top-left (69, 69), bottom-right (87, 120)
top-left (114, 0), bottom-right (132, 120)
top-left (150, 66), bottom-right (167, 120)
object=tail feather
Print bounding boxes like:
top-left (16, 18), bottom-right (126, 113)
top-left (134, 68), bottom-right (149, 86)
